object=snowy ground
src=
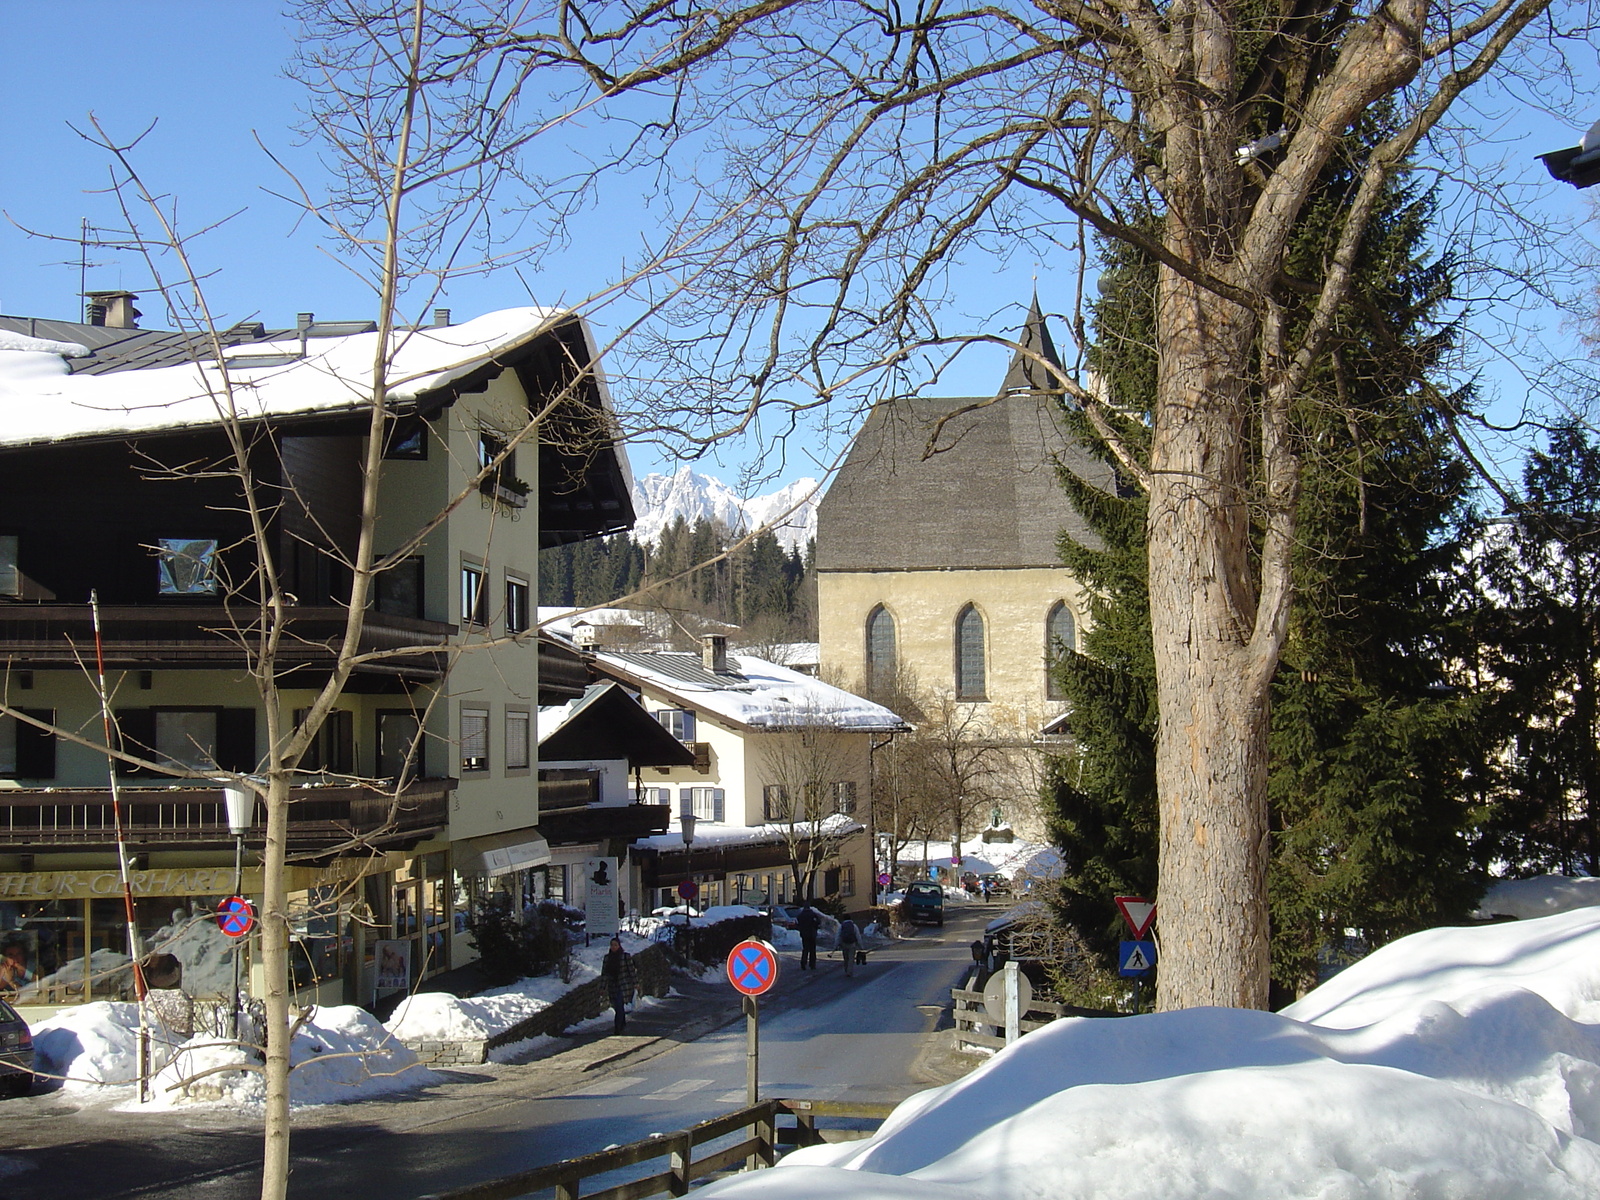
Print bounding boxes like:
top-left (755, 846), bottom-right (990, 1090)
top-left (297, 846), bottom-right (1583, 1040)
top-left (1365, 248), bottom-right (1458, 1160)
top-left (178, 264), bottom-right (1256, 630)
top-left (699, 885), bottom-right (1600, 1200)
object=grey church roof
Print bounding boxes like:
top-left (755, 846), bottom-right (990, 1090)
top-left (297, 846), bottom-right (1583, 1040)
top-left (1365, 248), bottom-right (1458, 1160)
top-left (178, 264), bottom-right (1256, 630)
top-left (816, 302), bottom-right (1114, 572)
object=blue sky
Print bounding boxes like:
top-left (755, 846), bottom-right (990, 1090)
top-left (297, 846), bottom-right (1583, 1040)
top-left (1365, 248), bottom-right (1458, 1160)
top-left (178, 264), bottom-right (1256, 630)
top-left (2, 2), bottom-right (1594, 488)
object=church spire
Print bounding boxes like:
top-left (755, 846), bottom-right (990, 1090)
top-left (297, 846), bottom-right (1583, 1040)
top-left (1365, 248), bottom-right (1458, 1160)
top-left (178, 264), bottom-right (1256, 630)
top-left (997, 294), bottom-right (1066, 398)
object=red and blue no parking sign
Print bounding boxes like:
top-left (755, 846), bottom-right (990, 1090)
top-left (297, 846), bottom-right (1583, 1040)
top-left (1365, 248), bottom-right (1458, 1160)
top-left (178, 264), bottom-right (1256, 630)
top-left (216, 895), bottom-right (256, 939)
top-left (726, 938), bottom-right (779, 996)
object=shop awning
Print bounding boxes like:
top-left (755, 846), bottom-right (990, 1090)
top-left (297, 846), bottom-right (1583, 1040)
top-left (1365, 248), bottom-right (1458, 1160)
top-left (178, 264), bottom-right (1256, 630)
top-left (454, 830), bottom-right (551, 876)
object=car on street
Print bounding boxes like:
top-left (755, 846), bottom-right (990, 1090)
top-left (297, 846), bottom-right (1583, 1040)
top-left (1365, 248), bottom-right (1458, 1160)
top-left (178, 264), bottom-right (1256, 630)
top-left (0, 997), bottom-right (35, 1098)
top-left (763, 903), bottom-right (841, 945)
top-left (979, 873), bottom-right (1012, 898)
top-left (902, 880), bottom-right (945, 926)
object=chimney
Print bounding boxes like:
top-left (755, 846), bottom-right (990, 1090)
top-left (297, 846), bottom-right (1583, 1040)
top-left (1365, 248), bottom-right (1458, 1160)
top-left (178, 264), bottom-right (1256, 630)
top-left (702, 634), bottom-right (730, 673)
top-left (85, 290), bottom-right (141, 329)
top-left (296, 312), bottom-right (315, 331)
top-left (433, 308), bottom-right (452, 327)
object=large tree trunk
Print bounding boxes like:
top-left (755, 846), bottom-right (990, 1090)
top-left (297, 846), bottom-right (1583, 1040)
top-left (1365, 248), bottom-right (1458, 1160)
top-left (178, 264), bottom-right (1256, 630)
top-left (1148, 257), bottom-right (1276, 1012)
top-left (260, 774), bottom-right (291, 1199)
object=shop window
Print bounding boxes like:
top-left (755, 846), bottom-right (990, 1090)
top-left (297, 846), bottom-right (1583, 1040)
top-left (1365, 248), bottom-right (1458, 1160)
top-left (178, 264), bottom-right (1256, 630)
top-left (377, 710), bottom-right (422, 782)
top-left (0, 709), bottom-right (55, 779)
top-left (1046, 601), bottom-right (1077, 700)
top-left (680, 786), bottom-right (725, 822)
top-left (0, 898), bottom-right (81, 1004)
top-left (506, 576), bottom-right (531, 634)
top-left (461, 707), bottom-right (489, 772)
top-left (157, 538), bottom-right (219, 595)
top-left (955, 604), bottom-right (987, 699)
top-left (376, 556), bottom-right (425, 619)
top-left (460, 562), bottom-right (488, 627)
top-left (0, 535), bottom-right (18, 597)
top-left (505, 709), bottom-right (530, 771)
top-left (657, 709), bottom-right (696, 741)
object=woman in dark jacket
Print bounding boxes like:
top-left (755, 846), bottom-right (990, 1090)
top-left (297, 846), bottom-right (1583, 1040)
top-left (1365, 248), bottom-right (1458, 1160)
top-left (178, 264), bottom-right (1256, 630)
top-left (601, 937), bottom-right (639, 1033)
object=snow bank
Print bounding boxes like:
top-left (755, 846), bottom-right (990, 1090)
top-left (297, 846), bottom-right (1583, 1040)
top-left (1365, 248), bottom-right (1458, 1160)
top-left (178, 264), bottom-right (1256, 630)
top-left (700, 908), bottom-right (1600, 1200)
top-left (31, 1002), bottom-right (181, 1090)
top-left (1477, 875), bottom-right (1600, 921)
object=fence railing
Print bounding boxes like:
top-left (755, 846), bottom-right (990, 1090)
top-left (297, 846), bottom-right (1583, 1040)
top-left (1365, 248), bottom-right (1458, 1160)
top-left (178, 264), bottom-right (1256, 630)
top-left (417, 1097), bottom-right (896, 1200)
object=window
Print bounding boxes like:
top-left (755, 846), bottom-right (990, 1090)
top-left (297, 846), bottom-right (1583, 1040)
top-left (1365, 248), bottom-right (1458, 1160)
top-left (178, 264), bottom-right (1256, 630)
top-left (478, 430), bottom-right (528, 508)
top-left (0, 709), bottom-right (54, 779)
top-left (461, 707), bottom-right (489, 772)
top-left (383, 416), bottom-right (429, 460)
top-left (377, 710), bottom-right (422, 782)
top-left (376, 557), bottom-right (425, 619)
top-left (505, 576), bottom-right (530, 634)
top-left (157, 538), bottom-right (219, 595)
top-left (762, 784), bottom-right (790, 821)
top-left (505, 709), bottom-right (530, 771)
top-left (1046, 601), bottom-right (1078, 700)
top-left (955, 604), bottom-right (987, 699)
top-left (865, 605), bottom-right (896, 683)
top-left (837, 863), bottom-right (856, 898)
top-left (115, 708), bottom-right (254, 776)
top-left (155, 710), bottom-right (219, 770)
top-left (832, 781), bottom-right (857, 815)
top-left (680, 787), bottom-right (725, 821)
top-left (636, 785), bottom-right (672, 805)
top-left (657, 709), bottom-right (697, 741)
top-left (293, 708), bottom-right (353, 775)
top-left (0, 535), bottom-right (18, 597)
top-left (461, 562), bottom-right (488, 627)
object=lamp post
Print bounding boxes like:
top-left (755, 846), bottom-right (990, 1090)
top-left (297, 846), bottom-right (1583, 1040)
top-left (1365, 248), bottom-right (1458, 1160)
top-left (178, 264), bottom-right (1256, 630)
top-left (222, 784), bottom-right (253, 1042)
top-left (679, 813), bottom-right (697, 915)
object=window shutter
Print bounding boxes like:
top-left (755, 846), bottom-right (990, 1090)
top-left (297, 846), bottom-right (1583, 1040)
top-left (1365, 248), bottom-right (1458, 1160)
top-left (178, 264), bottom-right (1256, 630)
top-left (16, 708), bottom-right (56, 779)
top-left (216, 709), bottom-right (258, 773)
top-left (679, 787), bottom-right (694, 817)
top-left (115, 709), bottom-right (156, 776)
top-left (713, 789), bottom-right (725, 822)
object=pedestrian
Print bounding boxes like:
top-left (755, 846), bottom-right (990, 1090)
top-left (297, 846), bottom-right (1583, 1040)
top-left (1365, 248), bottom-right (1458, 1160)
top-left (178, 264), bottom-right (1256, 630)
top-left (796, 899), bottom-right (821, 970)
top-left (837, 916), bottom-right (862, 977)
top-left (601, 936), bottom-right (638, 1034)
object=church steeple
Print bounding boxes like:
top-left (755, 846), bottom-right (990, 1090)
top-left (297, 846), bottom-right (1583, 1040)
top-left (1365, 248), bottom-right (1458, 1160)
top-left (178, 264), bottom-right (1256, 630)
top-left (998, 294), bottom-right (1066, 398)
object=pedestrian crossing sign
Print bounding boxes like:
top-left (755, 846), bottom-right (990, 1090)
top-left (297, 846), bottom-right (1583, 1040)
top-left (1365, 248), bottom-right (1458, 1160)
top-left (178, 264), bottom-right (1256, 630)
top-left (1119, 940), bottom-right (1157, 977)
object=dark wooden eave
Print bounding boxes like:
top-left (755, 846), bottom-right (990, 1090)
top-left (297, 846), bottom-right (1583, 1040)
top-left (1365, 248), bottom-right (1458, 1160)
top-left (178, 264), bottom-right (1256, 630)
top-left (537, 803), bottom-right (671, 847)
top-left (539, 682), bottom-right (697, 767)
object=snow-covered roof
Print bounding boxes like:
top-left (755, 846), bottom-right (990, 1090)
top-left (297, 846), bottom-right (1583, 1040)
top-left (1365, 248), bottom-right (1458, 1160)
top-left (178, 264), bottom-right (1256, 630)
top-left (635, 814), bottom-right (864, 853)
top-left (593, 648), bottom-right (907, 732)
top-left (0, 306), bottom-right (570, 448)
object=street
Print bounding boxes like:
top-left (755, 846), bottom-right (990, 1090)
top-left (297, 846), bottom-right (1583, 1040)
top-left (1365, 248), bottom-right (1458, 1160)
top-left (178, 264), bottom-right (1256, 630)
top-left (0, 908), bottom-right (991, 1199)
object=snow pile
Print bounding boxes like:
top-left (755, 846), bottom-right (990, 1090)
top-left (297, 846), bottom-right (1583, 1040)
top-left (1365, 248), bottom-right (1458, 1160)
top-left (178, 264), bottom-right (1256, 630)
top-left (148, 1007), bottom-right (428, 1110)
top-left (1477, 874), bottom-right (1600, 921)
top-left (31, 1002), bottom-right (183, 1090)
top-left (700, 908), bottom-right (1600, 1200)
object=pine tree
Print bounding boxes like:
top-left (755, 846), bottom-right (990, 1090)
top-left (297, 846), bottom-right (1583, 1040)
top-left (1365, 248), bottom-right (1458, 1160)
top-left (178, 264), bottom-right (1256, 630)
top-left (1045, 115), bottom-right (1484, 995)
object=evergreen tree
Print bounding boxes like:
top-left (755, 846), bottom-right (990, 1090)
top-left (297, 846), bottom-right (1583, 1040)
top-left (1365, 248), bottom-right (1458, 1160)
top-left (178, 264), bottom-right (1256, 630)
top-left (1045, 116), bottom-right (1484, 995)
top-left (1478, 421), bottom-right (1600, 876)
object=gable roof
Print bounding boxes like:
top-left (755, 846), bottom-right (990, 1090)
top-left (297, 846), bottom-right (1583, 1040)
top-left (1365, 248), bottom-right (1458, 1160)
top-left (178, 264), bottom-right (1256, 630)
top-left (538, 682), bottom-right (697, 767)
top-left (815, 301), bottom-right (1114, 572)
top-left (592, 649), bottom-right (907, 733)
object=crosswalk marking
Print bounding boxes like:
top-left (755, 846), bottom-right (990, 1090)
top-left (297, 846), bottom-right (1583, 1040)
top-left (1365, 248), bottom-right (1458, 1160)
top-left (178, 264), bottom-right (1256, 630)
top-left (641, 1078), bottom-right (715, 1102)
top-left (568, 1076), bottom-right (647, 1097)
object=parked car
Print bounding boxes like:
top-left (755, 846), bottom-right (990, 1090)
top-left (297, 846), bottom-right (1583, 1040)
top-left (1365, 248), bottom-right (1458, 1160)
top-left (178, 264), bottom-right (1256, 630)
top-left (0, 997), bottom-right (35, 1098)
top-left (763, 904), bottom-right (841, 945)
top-left (903, 880), bottom-right (945, 926)
top-left (979, 873), bottom-right (1012, 898)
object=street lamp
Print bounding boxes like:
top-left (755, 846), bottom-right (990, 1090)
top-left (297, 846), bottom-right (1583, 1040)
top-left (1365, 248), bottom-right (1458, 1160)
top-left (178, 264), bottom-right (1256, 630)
top-left (222, 783), bottom-right (253, 1041)
top-left (679, 813), bottom-right (697, 917)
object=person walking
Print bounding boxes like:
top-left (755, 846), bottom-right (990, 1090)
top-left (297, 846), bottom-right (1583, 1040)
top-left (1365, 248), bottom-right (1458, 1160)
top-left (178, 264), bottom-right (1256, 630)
top-left (796, 899), bottom-right (821, 970)
top-left (837, 916), bottom-right (862, 977)
top-left (601, 936), bottom-right (638, 1034)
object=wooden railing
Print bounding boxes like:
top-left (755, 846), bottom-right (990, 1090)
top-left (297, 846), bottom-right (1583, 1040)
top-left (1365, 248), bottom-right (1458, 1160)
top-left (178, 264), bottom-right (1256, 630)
top-left (0, 779), bottom-right (452, 853)
top-left (417, 1097), bottom-right (897, 1200)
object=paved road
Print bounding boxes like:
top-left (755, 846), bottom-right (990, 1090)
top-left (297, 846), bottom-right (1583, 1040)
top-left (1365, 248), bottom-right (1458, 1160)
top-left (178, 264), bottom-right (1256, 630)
top-left (0, 906), bottom-right (996, 1199)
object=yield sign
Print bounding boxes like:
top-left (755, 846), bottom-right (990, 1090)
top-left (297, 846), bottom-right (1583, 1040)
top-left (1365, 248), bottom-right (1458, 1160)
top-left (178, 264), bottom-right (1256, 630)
top-left (1115, 896), bottom-right (1157, 939)
top-left (726, 939), bottom-right (779, 996)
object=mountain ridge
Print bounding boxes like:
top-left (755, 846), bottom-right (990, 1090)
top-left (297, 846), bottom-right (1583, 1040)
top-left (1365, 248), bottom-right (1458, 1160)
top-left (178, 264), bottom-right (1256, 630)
top-left (631, 467), bottom-right (821, 550)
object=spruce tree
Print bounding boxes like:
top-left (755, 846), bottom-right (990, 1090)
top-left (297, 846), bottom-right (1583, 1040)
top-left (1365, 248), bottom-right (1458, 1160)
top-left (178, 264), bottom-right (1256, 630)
top-left (1046, 116), bottom-right (1484, 995)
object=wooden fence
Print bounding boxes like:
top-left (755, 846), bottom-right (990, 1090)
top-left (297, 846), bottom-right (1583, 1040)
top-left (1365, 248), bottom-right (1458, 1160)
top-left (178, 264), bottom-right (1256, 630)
top-left (950, 985), bottom-right (1074, 1053)
top-left (417, 1097), bottom-right (897, 1200)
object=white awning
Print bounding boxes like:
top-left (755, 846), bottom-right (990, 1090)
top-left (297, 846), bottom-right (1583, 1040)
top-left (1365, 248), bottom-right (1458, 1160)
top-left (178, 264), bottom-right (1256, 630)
top-left (454, 830), bottom-right (551, 876)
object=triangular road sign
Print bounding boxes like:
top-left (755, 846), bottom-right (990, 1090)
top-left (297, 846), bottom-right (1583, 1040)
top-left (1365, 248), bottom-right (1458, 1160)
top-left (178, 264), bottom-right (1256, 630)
top-left (1115, 895), bottom-right (1157, 939)
top-left (1124, 945), bottom-right (1152, 971)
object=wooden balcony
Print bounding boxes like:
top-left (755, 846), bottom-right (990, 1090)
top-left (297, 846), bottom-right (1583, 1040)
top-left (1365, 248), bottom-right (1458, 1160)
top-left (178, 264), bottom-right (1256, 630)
top-left (537, 802), bottom-right (671, 846)
top-left (0, 604), bottom-right (452, 677)
top-left (0, 778), bottom-right (452, 856)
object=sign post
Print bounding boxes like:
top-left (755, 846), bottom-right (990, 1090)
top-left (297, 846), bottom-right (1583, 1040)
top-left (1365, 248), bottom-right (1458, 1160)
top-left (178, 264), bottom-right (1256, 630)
top-left (726, 939), bottom-right (779, 1106)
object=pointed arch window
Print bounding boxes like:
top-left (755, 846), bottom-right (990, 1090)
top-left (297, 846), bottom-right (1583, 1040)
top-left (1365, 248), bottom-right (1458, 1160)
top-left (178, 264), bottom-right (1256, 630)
top-left (866, 605), bottom-right (897, 685)
top-left (955, 604), bottom-right (987, 699)
top-left (1046, 602), bottom-right (1077, 700)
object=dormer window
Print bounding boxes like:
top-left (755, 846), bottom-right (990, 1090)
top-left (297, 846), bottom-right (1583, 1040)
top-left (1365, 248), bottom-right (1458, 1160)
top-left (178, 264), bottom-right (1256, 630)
top-left (657, 708), bottom-right (696, 742)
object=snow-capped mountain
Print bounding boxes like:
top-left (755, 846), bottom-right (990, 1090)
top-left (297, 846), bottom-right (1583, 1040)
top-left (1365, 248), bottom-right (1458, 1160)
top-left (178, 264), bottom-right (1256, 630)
top-left (630, 467), bottom-right (821, 550)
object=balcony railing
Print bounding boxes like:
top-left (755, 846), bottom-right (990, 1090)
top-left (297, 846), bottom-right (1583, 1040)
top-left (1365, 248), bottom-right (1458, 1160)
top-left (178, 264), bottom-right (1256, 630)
top-left (0, 605), bottom-right (452, 676)
top-left (0, 779), bottom-right (452, 855)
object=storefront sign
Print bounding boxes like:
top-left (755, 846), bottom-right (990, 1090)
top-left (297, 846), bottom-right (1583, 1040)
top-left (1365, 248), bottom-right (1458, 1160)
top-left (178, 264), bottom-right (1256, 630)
top-left (0, 867), bottom-right (242, 901)
top-left (584, 857), bottom-right (619, 937)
